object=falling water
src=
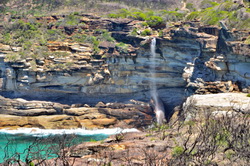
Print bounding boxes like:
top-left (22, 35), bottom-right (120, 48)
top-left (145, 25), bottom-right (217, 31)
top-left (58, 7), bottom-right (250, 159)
top-left (150, 38), bottom-right (157, 104)
top-left (150, 38), bottom-right (166, 125)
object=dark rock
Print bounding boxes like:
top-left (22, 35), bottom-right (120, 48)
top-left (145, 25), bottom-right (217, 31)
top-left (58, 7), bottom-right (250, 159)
top-left (198, 26), bottom-right (220, 36)
top-left (64, 26), bottom-right (77, 35)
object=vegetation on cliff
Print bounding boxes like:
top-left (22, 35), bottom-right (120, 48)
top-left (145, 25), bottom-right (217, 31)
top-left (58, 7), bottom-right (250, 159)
top-left (0, 1), bottom-right (249, 64)
top-left (106, 0), bottom-right (250, 29)
top-left (186, 0), bottom-right (250, 29)
top-left (1, 0), bottom-right (250, 28)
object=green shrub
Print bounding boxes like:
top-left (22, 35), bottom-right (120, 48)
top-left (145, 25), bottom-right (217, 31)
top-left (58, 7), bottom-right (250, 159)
top-left (99, 31), bottom-right (115, 42)
top-left (161, 10), bottom-right (186, 22)
top-left (131, 11), bottom-right (147, 21)
top-left (107, 13), bottom-right (120, 18)
top-left (184, 120), bottom-right (195, 126)
top-left (130, 28), bottom-right (138, 36)
top-left (146, 16), bottom-right (163, 27)
top-left (141, 22), bottom-right (148, 27)
top-left (118, 8), bottom-right (131, 18)
top-left (23, 41), bottom-right (32, 50)
top-left (94, 29), bottom-right (106, 34)
top-left (228, 11), bottom-right (238, 21)
top-left (5, 53), bottom-right (20, 62)
top-left (145, 10), bottom-right (154, 17)
top-left (47, 29), bottom-right (57, 35)
top-left (93, 46), bottom-right (100, 54)
top-left (73, 11), bottom-right (79, 15)
top-left (72, 33), bottom-right (87, 43)
top-left (108, 8), bottom-right (131, 18)
top-left (85, 36), bottom-right (99, 46)
top-left (172, 146), bottom-right (184, 157)
top-left (46, 29), bottom-right (65, 41)
top-left (215, 129), bottom-right (230, 146)
top-left (225, 150), bottom-right (235, 159)
top-left (89, 138), bottom-right (97, 142)
top-left (1, 19), bottom-right (49, 49)
top-left (187, 1), bottom-right (246, 27)
top-left (141, 29), bottom-right (152, 36)
top-left (210, 1), bottom-right (219, 7)
top-left (6, 20), bottom-right (40, 32)
top-left (2, 33), bottom-right (11, 43)
top-left (26, 22), bottom-right (38, 31)
top-left (236, 18), bottom-right (250, 29)
top-left (88, 36), bottom-right (100, 54)
top-left (145, 133), bottom-right (153, 137)
top-left (29, 162), bottom-right (35, 166)
top-left (65, 14), bottom-right (79, 26)
top-left (107, 8), bottom-right (184, 26)
top-left (150, 137), bottom-right (156, 141)
top-left (199, 7), bottom-right (229, 25)
top-left (93, 39), bottom-right (100, 47)
top-left (186, 3), bottom-right (194, 9)
top-left (186, 11), bottom-right (200, 21)
top-left (116, 42), bottom-right (129, 53)
top-left (158, 30), bottom-right (163, 38)
top-left (247, 94), bottom-right (250, 97)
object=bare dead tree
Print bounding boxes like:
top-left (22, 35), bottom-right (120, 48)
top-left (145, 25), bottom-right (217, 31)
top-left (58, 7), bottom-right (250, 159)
top-left (2, 133), bottom-right (78, 166)
top-left (140, 147), bottom-right (168, 166)
top-left (169, 103), bottom-right (250, 166)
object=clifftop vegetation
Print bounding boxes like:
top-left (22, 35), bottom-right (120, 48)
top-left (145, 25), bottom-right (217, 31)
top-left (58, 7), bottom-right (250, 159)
top-left (0, 0), bottom-right (249, 68)
top-left (1, 0), bottom-right (249, 29)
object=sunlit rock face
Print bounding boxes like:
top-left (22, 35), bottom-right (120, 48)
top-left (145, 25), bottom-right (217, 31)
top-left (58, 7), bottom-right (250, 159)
top-left (182, 93), bottom-right (250, 121)
top-left (0, 95), bottom-right (153, 129)
top-left (0, 19), bottom-right (249, 111)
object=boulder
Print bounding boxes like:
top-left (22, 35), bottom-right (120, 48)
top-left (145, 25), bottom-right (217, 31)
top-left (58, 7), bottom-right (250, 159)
top-left (182, 93), bottom-right (250, 120)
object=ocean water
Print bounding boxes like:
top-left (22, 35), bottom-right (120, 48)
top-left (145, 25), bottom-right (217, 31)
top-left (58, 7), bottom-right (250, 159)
top-left (0, 128), bottom-right (138, 163)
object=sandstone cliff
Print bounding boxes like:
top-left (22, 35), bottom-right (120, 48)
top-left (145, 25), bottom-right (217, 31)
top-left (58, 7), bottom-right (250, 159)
top-left (0, 13), bottom-right (249, 129)
top-left (1, 16), bottom-right (249, 97)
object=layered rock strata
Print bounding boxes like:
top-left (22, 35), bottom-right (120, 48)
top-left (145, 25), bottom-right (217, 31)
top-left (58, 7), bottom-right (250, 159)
top-left (0, 96), bottom-right (153, 129)
top-left (182, 93), bottom-right (250, 120)
top-left (0, 14), bottom-right (249, 128)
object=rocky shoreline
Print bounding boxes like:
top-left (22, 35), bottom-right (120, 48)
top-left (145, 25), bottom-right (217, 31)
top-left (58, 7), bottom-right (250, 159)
top-left (0, 95), bottom-right (153, 130)
top-left (27, 92), bottom-right (250, 165)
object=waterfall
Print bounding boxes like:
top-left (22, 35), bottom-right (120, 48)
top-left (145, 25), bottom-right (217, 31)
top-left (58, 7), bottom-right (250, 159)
top-left (150, 38), bottom-right (157, 105)
top-left (150, 38), bottom-right (166, 125)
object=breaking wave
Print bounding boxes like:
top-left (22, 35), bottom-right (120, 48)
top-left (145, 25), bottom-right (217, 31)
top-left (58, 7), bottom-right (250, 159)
top-left (0, 127), bottom-right (139, 137)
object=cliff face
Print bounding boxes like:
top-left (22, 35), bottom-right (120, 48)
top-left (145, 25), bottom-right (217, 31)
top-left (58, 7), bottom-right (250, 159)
top-left (0, 15), bottom-right (249, 113)
top-left (188, 28), bottom-right (250, 93)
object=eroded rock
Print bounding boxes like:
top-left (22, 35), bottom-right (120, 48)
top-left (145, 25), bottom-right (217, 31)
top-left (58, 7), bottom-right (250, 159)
top-left (0, 96), bottom-right (153, 129)
top-left (182, 93), bottom-right (250, 120)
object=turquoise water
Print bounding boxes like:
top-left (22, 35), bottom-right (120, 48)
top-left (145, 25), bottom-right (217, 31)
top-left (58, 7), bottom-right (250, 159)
top-left (0, 132), bottom-right (108, 163)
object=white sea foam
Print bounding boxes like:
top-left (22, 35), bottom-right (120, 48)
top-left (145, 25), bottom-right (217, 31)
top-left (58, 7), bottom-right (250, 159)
top-left (0, 128), bottom-right (139, 137)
